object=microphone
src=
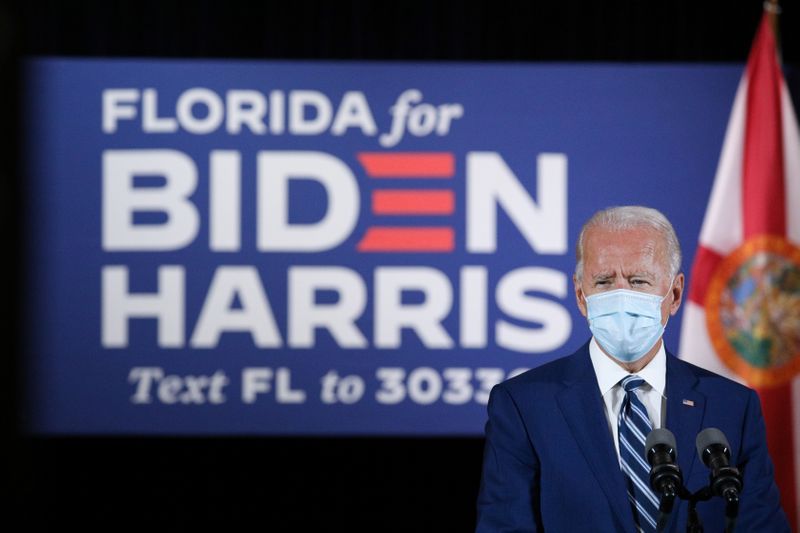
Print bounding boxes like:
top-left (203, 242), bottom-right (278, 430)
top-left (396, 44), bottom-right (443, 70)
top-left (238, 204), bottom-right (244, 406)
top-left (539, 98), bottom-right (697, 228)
top-left (646, 428), bottom-right (683, 529)
top-left (695, 428), bottom-right (743, 524)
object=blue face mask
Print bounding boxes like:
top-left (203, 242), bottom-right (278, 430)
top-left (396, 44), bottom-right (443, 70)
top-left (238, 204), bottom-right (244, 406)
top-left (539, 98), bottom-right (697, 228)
top-left (584, 280), bottom-right (673, 363)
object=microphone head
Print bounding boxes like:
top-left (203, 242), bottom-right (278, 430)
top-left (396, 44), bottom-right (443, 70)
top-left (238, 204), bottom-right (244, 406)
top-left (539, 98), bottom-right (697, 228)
top-left (644, 428), bottom-right (678, 466)
top-left (696, 427), bottom-right (731, 464)
top-left (645, 428), bottom-right (683, 497)
top-left (646, 428), bottom-right (677, 457)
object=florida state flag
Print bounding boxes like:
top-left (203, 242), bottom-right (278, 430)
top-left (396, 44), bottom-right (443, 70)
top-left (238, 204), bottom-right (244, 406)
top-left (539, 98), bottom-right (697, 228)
top-left (679, 10), bottom-right (800, 530)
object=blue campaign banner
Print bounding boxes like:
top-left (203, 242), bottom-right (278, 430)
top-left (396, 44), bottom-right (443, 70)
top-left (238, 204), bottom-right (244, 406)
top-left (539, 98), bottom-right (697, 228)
top-left (24, 58), bottom-right (740, 435)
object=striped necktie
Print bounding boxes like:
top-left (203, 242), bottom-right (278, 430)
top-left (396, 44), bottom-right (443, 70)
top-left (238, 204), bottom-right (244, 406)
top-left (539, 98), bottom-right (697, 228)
top-left (618, 375), bottom-right (659, 532)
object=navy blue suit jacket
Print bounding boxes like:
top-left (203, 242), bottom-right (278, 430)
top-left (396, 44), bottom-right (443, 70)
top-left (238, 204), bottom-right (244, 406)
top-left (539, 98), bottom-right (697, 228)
top-left (476, 342), bottom-right (789, 532)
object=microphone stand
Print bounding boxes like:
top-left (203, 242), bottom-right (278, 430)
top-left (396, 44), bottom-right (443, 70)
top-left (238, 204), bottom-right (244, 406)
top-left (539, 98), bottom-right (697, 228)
top-left (664, 484), bottom-right (735, 533)
top-left (679, 486), bottom-right (712, 533)
top-left (723, 489), bottom-right (739, 533)
top-left (647, 428), bottom-right (741, 533)
top-left (656, 484), bottom-right (677, 532)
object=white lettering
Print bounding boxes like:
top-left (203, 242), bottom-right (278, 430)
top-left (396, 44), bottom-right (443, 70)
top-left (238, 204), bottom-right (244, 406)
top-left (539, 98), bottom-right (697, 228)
top-left (406, 367), bottom-right (442, 405)
top-left (190, 266), bottom-right (282, 348)
top-left (242, 367), bottom-right (272, 403)
top-left (129, 367), bottom-right (164, 404)
top-left (209, 150), bottom-right (241, 251)
top-left (128, 367), bottom-right (228, 404)
top-left (142, 88), bottom-right (178, 133)
top-left (320, 370), bottom-right (364, 404)
top-left (380, 89), bottom-right (421, 148)
top-left (101, 88), bottom-right (460, 140)
top-left (257, 151), bottom-right (359, 251)
top-left (102, 149), bottom-right (199, 251)
top-left (435, 103), bottom-right (464, 135)
top-left (374, 267), bottom-right (454, 349)
top-left (407, 103), bottom-right (437, 136)
top-left (460, 266), bottom-right (488, 348)
top-left (102, 266), bottom-right (185, 348)
top-left (102, 89), bottom-right (139, 133)
top-left (495, 267), bottom-right (572, 353)
top-left (176, 88), bottom-right (225, 134)
top-left (226, 90), bottom-right (267, 134)
top-left (331, 91), bottom-right (377, 136)
top-left (288, 266), bottom-right (367, 348)
top-left (467, 152), bottom-right (567, 253)
top-left (269, 90), bottom-right (285, 134)
top-left (442, 368), bottom-right (472, 405)
top-left (289, 90), bottom-right (332, 135)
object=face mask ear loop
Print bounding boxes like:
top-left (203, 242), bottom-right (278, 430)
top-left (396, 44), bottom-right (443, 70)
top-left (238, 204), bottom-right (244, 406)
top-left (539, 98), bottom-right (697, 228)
top-left (660, 274), bottom-right (678, 329)
top-left (660, 274), bottom-right (677, 302)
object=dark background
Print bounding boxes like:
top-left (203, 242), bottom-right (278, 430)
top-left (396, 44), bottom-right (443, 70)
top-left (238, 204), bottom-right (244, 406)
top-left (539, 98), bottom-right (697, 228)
top-left (4, 1), bottom-right (798, 530)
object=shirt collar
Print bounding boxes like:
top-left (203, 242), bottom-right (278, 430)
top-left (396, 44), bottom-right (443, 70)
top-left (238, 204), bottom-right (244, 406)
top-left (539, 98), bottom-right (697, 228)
top-left (589, 337), bottom-right (667, 397)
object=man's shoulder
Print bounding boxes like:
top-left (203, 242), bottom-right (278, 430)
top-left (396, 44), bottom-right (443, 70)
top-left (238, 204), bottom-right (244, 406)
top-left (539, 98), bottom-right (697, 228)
top-left (495, 345), bottom-right (757, 401)
top-left (668, 354), bottom-right (756, 398)
top-left (497, 343), bottom-right (589, 396)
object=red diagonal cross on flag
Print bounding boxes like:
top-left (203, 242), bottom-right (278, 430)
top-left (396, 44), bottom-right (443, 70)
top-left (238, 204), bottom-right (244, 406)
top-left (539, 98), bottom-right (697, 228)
top-left (679, 8), bottom-right (800, 530)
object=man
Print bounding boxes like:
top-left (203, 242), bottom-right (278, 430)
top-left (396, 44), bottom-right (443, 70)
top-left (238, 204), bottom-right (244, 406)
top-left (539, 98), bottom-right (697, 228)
top-left (476, 206), bottom-right (789, 532)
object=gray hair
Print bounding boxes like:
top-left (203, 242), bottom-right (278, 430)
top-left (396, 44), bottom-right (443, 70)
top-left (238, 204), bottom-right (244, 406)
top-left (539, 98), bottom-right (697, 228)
top-left (574, 206), bottom-right (682, 281)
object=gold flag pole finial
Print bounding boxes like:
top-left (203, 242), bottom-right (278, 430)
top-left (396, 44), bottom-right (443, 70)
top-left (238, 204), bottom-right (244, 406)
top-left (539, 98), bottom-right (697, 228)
top-left (764, 0), bottom-right (782, 57)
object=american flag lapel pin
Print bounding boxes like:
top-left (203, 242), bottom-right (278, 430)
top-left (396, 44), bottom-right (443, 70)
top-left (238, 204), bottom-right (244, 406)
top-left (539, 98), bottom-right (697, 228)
top-left (682, 399), bottom-right (695, 407)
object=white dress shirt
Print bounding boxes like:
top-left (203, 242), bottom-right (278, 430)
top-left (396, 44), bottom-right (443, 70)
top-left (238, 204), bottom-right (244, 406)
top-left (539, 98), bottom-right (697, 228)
top-left (588, 337), bottom-right (667, 463)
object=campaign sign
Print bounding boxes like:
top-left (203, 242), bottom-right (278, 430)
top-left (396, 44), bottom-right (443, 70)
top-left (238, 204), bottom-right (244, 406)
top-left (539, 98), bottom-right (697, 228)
top-left (23, 59), bottom-right (739, 434)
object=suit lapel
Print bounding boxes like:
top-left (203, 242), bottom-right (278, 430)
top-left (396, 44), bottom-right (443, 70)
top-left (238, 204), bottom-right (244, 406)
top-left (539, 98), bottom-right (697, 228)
top-left (556, 348), bottom-right (637, 533)
top-left (664, 353), bottom-right (706, 531)
top-left (665, 354), bottom-right (706, 480)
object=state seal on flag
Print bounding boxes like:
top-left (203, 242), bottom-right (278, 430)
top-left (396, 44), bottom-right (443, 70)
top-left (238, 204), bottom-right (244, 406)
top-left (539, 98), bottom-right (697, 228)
top-left (705, 235), bottom-right (800, 387)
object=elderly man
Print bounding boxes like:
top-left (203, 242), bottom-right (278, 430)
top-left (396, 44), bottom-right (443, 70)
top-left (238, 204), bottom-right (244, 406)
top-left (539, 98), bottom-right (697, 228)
top-left (476, 206), bottom-right (789, 532)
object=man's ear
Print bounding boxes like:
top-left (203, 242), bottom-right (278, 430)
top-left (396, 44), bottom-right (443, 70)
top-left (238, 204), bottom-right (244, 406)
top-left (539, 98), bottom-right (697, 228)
top-left (669, 272), bottom-right (685, 316)
top-left (574, 275), bottom-right (588, 318)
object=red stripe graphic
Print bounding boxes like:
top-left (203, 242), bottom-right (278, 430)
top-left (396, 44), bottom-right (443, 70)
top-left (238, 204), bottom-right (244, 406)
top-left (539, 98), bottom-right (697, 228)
top-left (742, 16), bottom-right (796, 529)
top-left (357, 228), bottom-right (454, 252)
top-left (687, 245), bottom-right (724, 305)
top-left (372, 190), bottom-right (454, 215)
top-left (357, 152), bottom-right (454, 178)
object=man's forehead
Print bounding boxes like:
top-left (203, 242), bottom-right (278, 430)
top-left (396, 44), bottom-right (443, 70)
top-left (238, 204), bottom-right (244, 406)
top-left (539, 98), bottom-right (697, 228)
top-left (584, 224), bottom-right (664, 246)
top-left (582, 225), bottom-right (668, 264)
